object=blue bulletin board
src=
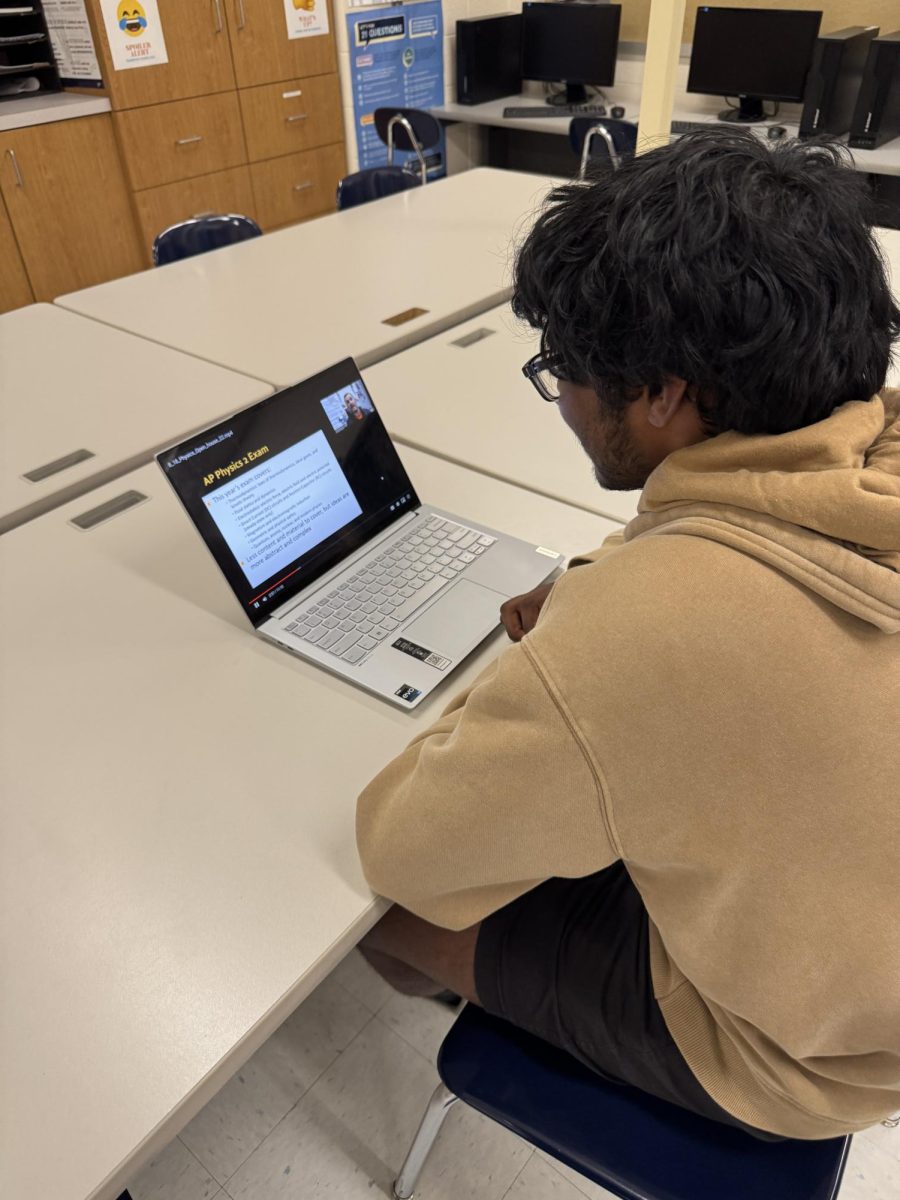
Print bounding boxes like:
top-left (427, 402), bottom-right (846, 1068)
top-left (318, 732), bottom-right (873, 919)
top-left (346, 1), bottom-right (446, 179)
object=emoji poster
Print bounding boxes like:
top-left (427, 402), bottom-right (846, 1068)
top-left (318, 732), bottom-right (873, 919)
top-left (283, 0), bottom-right (329, 41)
top-left (100, 0), bottom-right (169, 70)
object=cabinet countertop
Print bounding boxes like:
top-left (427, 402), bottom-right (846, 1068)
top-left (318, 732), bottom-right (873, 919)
top-left (0, 92), bottom-right (111, 133)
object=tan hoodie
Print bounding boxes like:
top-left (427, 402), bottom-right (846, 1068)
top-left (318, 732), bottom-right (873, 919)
top-left (357, 390), bottom-right (900, 1138)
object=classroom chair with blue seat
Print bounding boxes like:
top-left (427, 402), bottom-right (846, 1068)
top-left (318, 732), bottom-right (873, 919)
top-left (152, 213), bottom-right (262, 266)
top-left (570, 117), bottom-right (639, 178)
top-left (393, 1004), bottom-right (851, 1200)
top-left (336, 164), bottom-right (422, 211)
top-left (374, 106), bottom-right (442, 185)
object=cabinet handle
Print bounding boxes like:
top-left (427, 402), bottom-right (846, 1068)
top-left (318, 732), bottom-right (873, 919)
top-left (234, 0), bottom-right (246, 30)
top-left (6, 149), bottom-right (24, 188)
top-left (285, 113), bottom-right (309, 123)
top-left (176, 135), bottom-right (204, 146)
top-left (212, 0), bottom-right (224, 33)
top-left (293, 180), bottom-right (314, 192)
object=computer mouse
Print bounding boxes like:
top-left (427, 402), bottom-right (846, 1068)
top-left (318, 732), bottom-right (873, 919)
top-left (611, 105), bottom-right (626, 119)
top-left (768, 125), bottom-right (787, 140)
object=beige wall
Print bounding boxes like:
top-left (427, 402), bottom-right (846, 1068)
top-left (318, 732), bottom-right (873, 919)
top-left (620, 0), bottom-right (898, 44)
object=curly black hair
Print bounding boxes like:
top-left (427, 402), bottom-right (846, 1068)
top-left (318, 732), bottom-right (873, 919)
top-left (512, 130), bottom-right (900, 435)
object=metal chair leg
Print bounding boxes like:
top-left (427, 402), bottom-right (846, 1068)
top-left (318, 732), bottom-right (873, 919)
top-left (392, 1082), bottom-right (459, 1200)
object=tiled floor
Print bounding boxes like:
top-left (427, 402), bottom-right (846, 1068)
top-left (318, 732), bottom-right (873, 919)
top-left (127, 952), bottom-right (900, 1200)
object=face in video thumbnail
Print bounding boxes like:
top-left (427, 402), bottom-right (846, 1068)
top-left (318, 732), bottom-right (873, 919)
top-left (321, 383), bottom-right (374, 432)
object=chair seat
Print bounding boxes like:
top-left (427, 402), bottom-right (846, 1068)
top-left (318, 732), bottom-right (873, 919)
top-left (437, 1006), bottom-right (850, 1200)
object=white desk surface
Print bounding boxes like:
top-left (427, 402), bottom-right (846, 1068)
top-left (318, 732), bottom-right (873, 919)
top-left (0, 305), bottom-right (272, 534)
top-left (431, 95), bottom-right (900, 177)
top-left (0, 449), bottom-right (618, 1200)
top-left (364, 304), bottom-right (641, 525)
top-left (55, 168), bottom-right (560, 389)
top-left (0, 92), bottom-right (111, 133)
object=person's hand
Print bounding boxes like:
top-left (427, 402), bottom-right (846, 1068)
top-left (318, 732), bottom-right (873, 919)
top-left (500, 581), bottom-right (555, 642)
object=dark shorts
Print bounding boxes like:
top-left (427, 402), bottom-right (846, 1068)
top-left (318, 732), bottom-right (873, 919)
top-left (474, 863), bottom-right (781, 1141)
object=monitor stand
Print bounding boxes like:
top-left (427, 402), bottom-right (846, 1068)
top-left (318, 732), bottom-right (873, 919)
top-left (719, 95), bottom-right (766, 123)
top-left (547, 82), bottom-right (589, 107)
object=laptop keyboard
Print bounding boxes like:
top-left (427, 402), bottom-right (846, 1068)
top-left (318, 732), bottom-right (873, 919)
top-left (282, 516), bottom-right (496, 665)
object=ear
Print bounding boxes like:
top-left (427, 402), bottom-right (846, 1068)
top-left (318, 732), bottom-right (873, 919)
top-left (646, 377), bottom-right (692, 429)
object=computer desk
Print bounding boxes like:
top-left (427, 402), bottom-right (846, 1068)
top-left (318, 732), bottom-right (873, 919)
top-left (0, 305), bottom-right (273, 535)
top-left (0, 448), bottom-right (619, 1200)
top-left (432, 95), bottom-right (900, 181)
top-left (53, 169), bottom-right (560, 390)
top-left (363, 303), bottom-right (641, 525)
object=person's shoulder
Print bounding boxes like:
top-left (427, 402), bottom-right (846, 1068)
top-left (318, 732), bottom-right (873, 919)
top-left (528, 529), bottom-right (767, 661)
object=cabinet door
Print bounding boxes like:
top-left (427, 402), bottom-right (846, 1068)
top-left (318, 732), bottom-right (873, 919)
top-left (132, 165), bottom-right (257, 263)
top-left (85, 0), bottom-right (236, 108)
top-left (228, 0), bottom-right (336, 88)
top-left (0, 189), bottom-right (33, 315)
top-left (0, 116), bottom-right (144, 302)
top-left (249, 141), bottom-right (345, 230)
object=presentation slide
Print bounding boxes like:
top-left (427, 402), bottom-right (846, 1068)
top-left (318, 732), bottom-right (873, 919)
top-left (204, 430), bottom-right (362, 588)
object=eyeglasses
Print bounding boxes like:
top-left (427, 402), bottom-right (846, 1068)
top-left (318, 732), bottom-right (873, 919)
top-left (522, 353), bottom-right (567, 403)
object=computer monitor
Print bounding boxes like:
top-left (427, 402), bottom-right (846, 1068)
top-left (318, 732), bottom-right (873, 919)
top-left (521, 2), bottom-right (622, 107)
top-left (688, 6), bottom-right (823, 122)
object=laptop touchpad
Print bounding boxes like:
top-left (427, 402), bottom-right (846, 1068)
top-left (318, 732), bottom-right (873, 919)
top-left (401, 579), bottom-right (505, 659)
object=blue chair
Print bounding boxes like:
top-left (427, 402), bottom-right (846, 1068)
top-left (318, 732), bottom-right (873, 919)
top-left (374, 106), bottom-right (442, 185)
top-left (569, 116), bottom-right (638, 177)
top-left (336, 165), bottom-right (422, 211)
top-left (152, 213), bottom-right (262, 266)
top-left (393, 1005), bottom-right (851, 1200)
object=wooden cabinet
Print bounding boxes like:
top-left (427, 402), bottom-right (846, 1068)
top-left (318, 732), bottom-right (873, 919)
top-left (115, 92), bottom-right (247, 190)
top-left (250, 142), bottom-right (344, 230)
top-left (227, 0), bottom-right (337, 89)
top-left (0, 189), bottom-right (33, 315)
top-left (84, 0), bottom-right (236, 109)
top-left (239, 72), bottom-right (343, 162)
top-left (132, 165), bottom-right (256, 260)
top-left (0, 115), bottom-right (143, 302)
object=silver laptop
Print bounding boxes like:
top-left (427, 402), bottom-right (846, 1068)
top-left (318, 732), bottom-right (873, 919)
top-left (157, 358), bottom-right (561, 708)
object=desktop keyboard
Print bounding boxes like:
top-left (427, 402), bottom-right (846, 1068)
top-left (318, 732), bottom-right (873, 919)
top-left (283, 515), bottom-right (496, 666)
top-left (503, 104), bottom-right (609, 118)
top-left (671, 120), bottom-right (725, 133)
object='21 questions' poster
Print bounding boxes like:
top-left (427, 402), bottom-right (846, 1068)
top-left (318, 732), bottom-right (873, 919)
top-left (346, 1), bottom-right (445, 179)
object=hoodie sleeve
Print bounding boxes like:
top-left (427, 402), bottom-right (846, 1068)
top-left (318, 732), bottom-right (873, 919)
top-left (356, 635), bottom-right (619, 930)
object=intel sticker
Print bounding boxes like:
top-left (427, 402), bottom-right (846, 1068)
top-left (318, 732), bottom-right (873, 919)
top-left (395, 684), bottom-right (422, 703)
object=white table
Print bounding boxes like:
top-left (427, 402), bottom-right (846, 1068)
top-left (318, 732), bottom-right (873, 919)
top-left (0, 448), bottom-right (618, 1200)
top-left (0, 304), bottom-right (272, 534)
top-left (54, 169), bottom-right (560, 389)
top-left (364, 304), bottom-right (641, 525)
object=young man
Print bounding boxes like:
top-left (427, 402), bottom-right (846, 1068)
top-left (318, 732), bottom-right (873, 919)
top-left (355, 132), bottom-right (900, 1139)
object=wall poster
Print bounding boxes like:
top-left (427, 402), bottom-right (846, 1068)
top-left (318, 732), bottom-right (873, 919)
top-left (99, 0), bottom-right (168, 70)
top-left (283, 0), bottom-right (330, 41)
top-left (345, 0), bottom-right (445, 179)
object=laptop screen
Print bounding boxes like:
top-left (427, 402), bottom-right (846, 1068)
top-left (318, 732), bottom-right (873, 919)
top-left (158, 358), bottom-right (419, 627)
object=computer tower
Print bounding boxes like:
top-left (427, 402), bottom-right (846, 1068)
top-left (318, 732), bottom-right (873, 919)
top-left (799, 26), bottom-right (879, 139)
top-left (456, 13), bottom-right (522, 106)
top-left (849, 31), bottom-right (900, 150)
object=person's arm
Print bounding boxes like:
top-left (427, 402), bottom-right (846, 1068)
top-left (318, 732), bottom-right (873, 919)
top-left (356, 635), bottom-right (620, 930)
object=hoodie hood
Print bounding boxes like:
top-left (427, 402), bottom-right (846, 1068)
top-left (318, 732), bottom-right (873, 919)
top-left (625, 389), bottom-right (900, 632)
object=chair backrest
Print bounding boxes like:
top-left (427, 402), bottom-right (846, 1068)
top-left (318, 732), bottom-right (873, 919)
top-left (336, 166), bottom-right (422, 211)
top-left (152, 214), bottom-right (262, 267)
top-left (569, 117), bottom-right (638, 177)
top-left (373, 107), bottom-right (442, 184)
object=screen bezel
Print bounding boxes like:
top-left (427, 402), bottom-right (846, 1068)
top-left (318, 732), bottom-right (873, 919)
top-left (157, 358), bottom-right (421, 629)
top-left (687, 7), bottom-right (823, 102)
top-left (521, 2), bottom-right (622, 88)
